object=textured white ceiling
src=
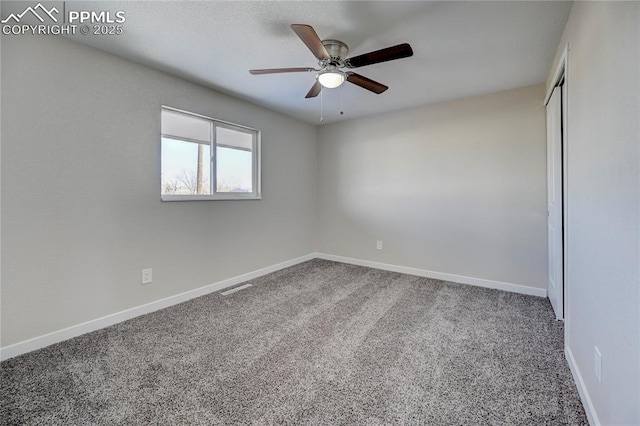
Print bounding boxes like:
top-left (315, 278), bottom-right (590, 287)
top-left (61, 1), bottom-right (571, 124)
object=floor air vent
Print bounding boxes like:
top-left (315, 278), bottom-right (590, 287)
top-left (221, 284), bottom-right (253, 296)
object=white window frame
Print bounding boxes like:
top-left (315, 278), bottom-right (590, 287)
top-left (161, 106), bottom-right (261, 201)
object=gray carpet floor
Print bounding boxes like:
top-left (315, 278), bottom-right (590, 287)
top-left (1, 259), bottom-right (587, 425)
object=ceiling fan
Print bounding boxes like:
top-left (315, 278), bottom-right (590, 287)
top-left (250, 24), bottom-right (414, 98)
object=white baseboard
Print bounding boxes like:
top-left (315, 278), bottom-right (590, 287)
top-left (0, 253), bottom-right (315, 361)
top-left (1, 252), bottom-right (546, 361)
top-left (566, 346), bottom-right (600, 426)
top-left (316, 253), bottom-right (547, 297)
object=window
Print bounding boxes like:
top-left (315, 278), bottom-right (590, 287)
top-left (161, 107), bottom-right (261, 201)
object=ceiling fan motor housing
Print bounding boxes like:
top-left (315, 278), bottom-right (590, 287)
top-left (322, 39), bottom-right (349, 64)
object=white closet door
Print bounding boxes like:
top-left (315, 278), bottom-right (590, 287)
top-left (546, 86), bottom-right (563, 320)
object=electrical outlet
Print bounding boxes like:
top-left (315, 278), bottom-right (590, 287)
top-left (594, 346), bottom-right (602, 383)
top-left (376, 240), bottom-right (383, 250)
top-left (141, 268), bottom-right (152, 284)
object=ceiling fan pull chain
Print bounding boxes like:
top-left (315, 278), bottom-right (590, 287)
top-left (320, 88), bottom-right (324, 122)
top-left (340, 85), bottom-right (344, 116)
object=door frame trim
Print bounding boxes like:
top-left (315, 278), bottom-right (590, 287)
top-left (545, 44), bottom-right (569, 104)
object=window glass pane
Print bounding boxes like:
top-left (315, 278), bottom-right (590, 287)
top-left (216, 126), bottom-right (254, 193)
top-left (216, 146), bottom-right (253, 193)
top-left (161, 137), bottom-right (211, 195)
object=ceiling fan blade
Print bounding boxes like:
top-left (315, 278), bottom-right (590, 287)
top-left (305, 81), bottom-right (322, 98)
top-left (250, 67), bottom-right (315, 75)
top-left (345, 43), bottom-right (413, 68)
top-left (291, 24), bottom-right (330, 61)
top-left (346, 72), bottom-right (388, 94)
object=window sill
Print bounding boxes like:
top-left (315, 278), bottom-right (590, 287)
top-left (161, 194), bottom-right (261, 202)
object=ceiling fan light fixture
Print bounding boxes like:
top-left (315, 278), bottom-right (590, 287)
top-left (317, 67), bottom-right (346, 89)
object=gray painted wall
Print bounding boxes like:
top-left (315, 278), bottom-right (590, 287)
top-left (317, 84), bottom-right (548, 289)
top-left (548, 2), bottom-right (640, 424)
top-left (1, 35), bottom-right (317, 347)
